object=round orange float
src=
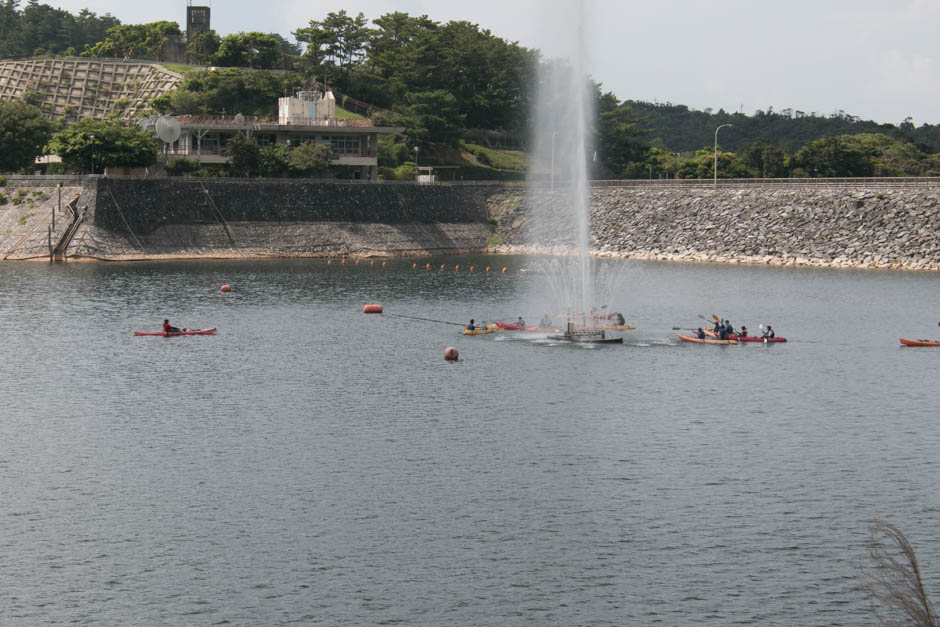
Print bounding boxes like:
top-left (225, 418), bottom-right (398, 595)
top-left (363, 304), bottom-right (383, 314)
top-left (444, 347), bottom-right (459, 361)
top-left (220, 284), bottom-right (231, 292)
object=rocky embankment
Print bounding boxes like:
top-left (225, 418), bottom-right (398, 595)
top-left (487, 186), bottom-right (940, 271)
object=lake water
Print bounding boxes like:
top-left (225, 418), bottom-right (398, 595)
top-left (1, 256), bottom-right (938, 625)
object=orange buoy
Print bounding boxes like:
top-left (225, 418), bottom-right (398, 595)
top-left (220, 284), bottom-right (231, 292)
top-left (426, 263), bottom-right (431, 270)
top-left (412, 263), bottom-right (417, 269)
top-left (355, 259), bottom-right (360, 265)
top-left (440, 264), bottom-right (445, 271)
top-left (501, 267), bottom-right (507, 273)
top-left (363, 304), bottom-right (383, 314)
top-left (382, 261), bottom-right (387, 268)
top-left (455, 265), bottom-right (460, 271)
top-left (469, 265), bottom-right (474, 272)
top-left (327, 258), bottom-right (332, 264)
top-left (485, 266), bottom-right (491, 272)
top-left (370, 260), bottom-right (374, 267)
top-left (341, 258), bottom-right (346, 265)
top-left (444, 347), bottom-right (459, 361)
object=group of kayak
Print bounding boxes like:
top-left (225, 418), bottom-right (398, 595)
top-left (463, 317), bottom-right (560, 335)
top-left (462, 312), bottom-right (636, 335)
top-left (678, 316), bottom-right (785, 345)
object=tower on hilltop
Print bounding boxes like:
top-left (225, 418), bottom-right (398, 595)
top-left (186, 3), bottom-right (211, 41)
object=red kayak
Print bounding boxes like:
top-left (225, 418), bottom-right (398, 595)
top-left (900, 338), bottom-right (940, 347)
top-left (704, 329), bottom-right (786, 343)
top-left (494, 321), bottom-right (562, 332)
top-left (494, 321), bottom-right (527, 330)
top-left (134, 328), bottom-right (217, 337)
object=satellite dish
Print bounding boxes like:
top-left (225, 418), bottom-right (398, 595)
top-left (155, 115), bottom-right (181, 143)
top-left (234, 113), bottom-right (245, 126)
top-left (137, 115), bottom-right (156, 132)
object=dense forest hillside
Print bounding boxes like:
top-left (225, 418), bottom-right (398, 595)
top-left (627, 102), bottom-right (899, 153)
top-left (627, 100), bottom-right (940, 155)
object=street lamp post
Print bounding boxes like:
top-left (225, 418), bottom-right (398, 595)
top-left (89, 134), bottom-right (95, 175)
top-left (714, 124), bottom-right (732, 188)
top-left (414, 146), bottom-right (419, 183)
top-left (550, 131), bottom-right (556, 191)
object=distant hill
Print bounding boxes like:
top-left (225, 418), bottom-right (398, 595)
top-left (625, 101), bottom-right (911, 153)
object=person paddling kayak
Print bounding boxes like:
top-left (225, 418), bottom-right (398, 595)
top-left (762, 325), bottom-right (775, 339)
top-left (163, 319), bottom-right (181, 333)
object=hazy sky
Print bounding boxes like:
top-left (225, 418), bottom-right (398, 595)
top-left (42, 0), bottom-right (940, 125)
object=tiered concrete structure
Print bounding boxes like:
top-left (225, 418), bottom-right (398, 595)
top-left (0, 59), bottom-right (182, 120)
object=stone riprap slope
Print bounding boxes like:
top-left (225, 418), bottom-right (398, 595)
top-left (0, 184), bottom-right (82, 260)
top-left (487, 187), bottom-right (940, 270)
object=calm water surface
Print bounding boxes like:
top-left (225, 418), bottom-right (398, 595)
top-left (1, 256), bottom-right (938, 625)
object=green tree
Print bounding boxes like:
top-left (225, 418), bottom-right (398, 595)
top-left (186, 29), bottom-right (220, 65)
top-left (378, 90), bottom-right (465, 145)
top-left (293, 20), bottom-right (332, 78)
top-left (739, 139), bottom-right (789, 178)
top-left (83, 20), bottom-right (184, 61)
top-left (46, 117), bottom-right (157, 172)
top-left (83, 23), bottom-right (149, 59)
top-left (0, 99), bottom-right (55, 172)
top-left (791, 135), bottom-right (875, 177)
top-left (595, 91), bottom-right (647, 176)
top-left (220, 132), bottom-right (259, 177)
top-left (258, 143), bottom-right (289, 177)
top-left (288, 142), bottom-right (335, 177)
top-left (212, 32), bottom-right (283, 69)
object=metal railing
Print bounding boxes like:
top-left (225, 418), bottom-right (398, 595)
top-left (9, 173), bottom-right (940, 188)
top-left (586, 177), bottom-right (940, 189)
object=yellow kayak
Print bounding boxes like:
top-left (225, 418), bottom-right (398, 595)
top-left (461, 324), bottom-right (502, 335)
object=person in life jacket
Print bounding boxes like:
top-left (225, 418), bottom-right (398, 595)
top-left (163, 319), bottom-right (181, 333)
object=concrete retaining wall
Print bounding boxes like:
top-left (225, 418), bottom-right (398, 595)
top-left (67, 179), bottom-right (496, 260)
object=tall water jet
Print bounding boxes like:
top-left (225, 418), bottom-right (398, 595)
top-left (527, 2), bottom-right (619, 340)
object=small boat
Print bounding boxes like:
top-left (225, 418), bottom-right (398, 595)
top-left (900, 338), bottom-right (940, 347)
top-left (678, 333), bottom-right (738, 345)
top-left (461, 324), bottom-right (501, 335)
top-left (135, 328), bottom-right (217, 337)
top-left (704, 329), bottom-right (785, 343)
top-left (494, 321), bottom-right (526, 330)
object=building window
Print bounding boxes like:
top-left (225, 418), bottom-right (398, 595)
top-left (330, 135), bottom-right (361, 155)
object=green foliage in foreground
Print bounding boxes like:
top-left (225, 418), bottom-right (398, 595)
top-left (0, 100), bottom-right (57, 173)
top-left (46, 118), bottom-right (158, 172)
